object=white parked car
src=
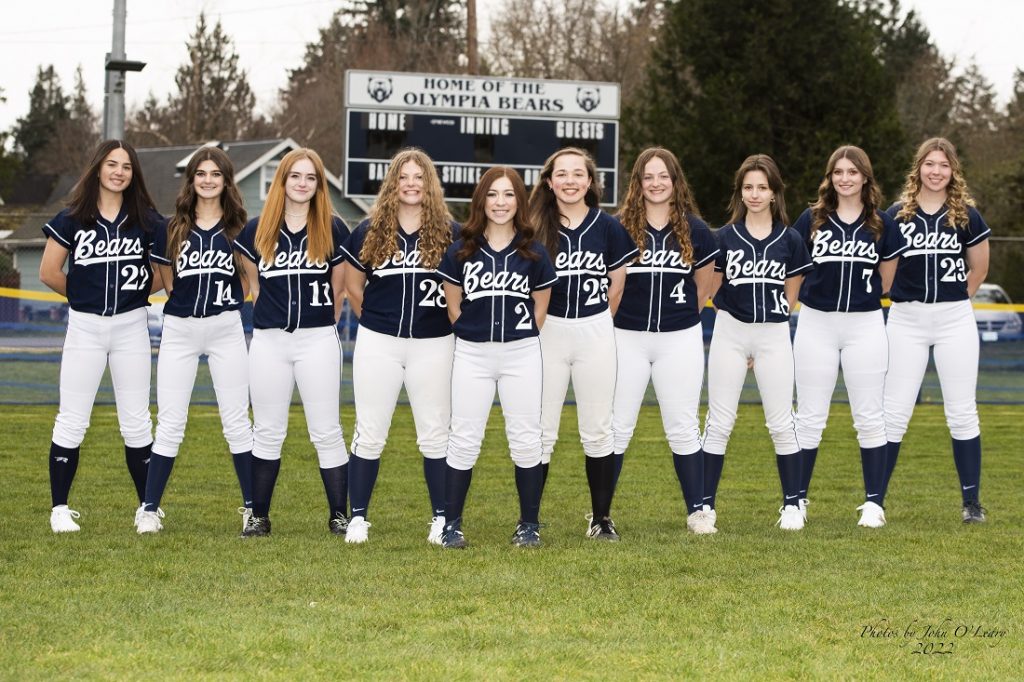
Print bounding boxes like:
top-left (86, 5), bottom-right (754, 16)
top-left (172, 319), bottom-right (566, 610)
top-left (147, 302), bottom-right (165, 345)
top-left (973, 283), bottom-right (1022, 341)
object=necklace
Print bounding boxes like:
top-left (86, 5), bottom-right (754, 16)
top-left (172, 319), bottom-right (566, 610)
top-left (284, 210), bottom-right (307, 218)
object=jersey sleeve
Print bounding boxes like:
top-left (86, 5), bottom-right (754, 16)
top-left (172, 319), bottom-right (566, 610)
top-left (41, 209), bottom-right (76, 249)
top-left (791, 208), bottom-right (813, 245)
top-left (437, 242), bottom-right (463, 285)
top-left (341, 220), bottom-right (369, 272)
top-left (689, 218), bottom-right (719, 269)
top-left (151, 220), bottom-right (171, 264)
top-left (785, 228), bottom-right (813, 277)
top-left (234, 220), bottom-right (260, 263)
top-left (329, 216), bottom-right (350, 266)
top-left (605, 215), bottom-right (639, 270)
top-left (713, 226), bottom-right (730, 272)
top-left (964, 206), bottom-right (991, 246)
top-left (532, 247), bottom-right (559, 291)
top-left (880, 205), bottom-right (909, 260)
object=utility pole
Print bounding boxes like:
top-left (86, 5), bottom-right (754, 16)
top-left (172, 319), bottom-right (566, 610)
top-left (102, 0), bottom-right (146, 140)
top-left (467, 0), bottom-right (478, 75)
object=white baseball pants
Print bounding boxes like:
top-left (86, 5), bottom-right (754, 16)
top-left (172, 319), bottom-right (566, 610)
top-left (703, 310), bottom-right (799, 456)
top-left (612, 325), bottom-right (704, 455)
top-left (446, 337), bottom-right (543, 471)
top-left (153, 312), bottom-right (253, 458)
top-left (884, 300), bottom-right (980, 441)
top-left (540, 311), bottom-right (617, 461)
top-left (350, 326), bottom-right (453, 460)
top-left (793, 307), bottom-right (887, 449)
top-left (248, 326), bottom-right (348, 467)
top-left (52, 307), bottom-right (152, 449)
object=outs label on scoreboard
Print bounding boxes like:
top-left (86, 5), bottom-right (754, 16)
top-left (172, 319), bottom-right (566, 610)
top-left (345, 70), bottom-right (620, 204)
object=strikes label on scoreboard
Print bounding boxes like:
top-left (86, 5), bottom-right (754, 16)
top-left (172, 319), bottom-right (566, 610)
top-left (344, 70), bottom-right (621, 205)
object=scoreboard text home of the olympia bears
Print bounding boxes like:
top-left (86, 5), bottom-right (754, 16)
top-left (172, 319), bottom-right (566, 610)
top-left (344, 70), bottom-right (621, 204)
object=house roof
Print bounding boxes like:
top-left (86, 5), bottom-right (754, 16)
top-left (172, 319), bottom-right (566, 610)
top-left (3, 138), bottom-right (357, 248)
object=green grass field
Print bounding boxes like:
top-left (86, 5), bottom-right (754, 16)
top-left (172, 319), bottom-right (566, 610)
top-left (2, 404), bottom-right (1021, 680)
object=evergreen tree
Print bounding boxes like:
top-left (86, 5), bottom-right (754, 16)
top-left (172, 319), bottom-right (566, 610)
top-left (34, 66), bottom-right (100, 175)
top-left (12, 65), bottom-right (69, 173)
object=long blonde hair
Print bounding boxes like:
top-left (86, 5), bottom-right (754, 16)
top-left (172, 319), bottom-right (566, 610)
top-left (619, 147), bottom-right (700, 265)
top-left (255, 148), bottom-right (336, 264)
top-left (361, 148), bottom-right (452, 269)
top-left (897, 137), bottom-right (975, 229)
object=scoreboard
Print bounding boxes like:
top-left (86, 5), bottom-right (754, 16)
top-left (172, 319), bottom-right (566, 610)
top-left (344, 71), bottom-right (621, 204)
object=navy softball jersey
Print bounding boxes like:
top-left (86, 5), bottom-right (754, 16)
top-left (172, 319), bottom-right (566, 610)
top-left (792, 208), bottom-right (898, 313)
top-left (42, 207), bottom-right (160, 315)
top-left (341, 220), bottom-right (459, 338)
top-left (884, 203), bottom-right (990, 303)
top-left (549, 208), bottom-right (638, 319)
top-left (713, 222), bottom-right (813, 323)
top-left (152, 221), bottom-right (244, 318)
top-left (234, 216), bottom-right (350, 332)
top-left (615, 216), bottom-right (719, 332)
top-left (438, 237), bottom-right (558, 343)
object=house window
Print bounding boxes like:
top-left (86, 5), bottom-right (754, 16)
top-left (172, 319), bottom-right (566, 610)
top-left (260, 161), bottom-right (280, 200)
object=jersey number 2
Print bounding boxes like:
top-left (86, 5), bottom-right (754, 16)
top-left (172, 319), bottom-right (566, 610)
top-left (514, 302), bottom-right (532, 330)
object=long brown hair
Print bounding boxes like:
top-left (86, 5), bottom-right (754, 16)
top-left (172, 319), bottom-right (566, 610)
top-left (457, 167), bottom-right (539, 263)
top-left (66, 139), bottom-right (157, 229)
top-left (167, 146), bottom-right (247, 271)
top-left (809, 145), bottom-right (883, 240)
top-left (727, 154), bottom-right (789, 225)
top-left (254, 148), bottom-right (336, 264)
top-left (528, 147), bottom-right (603, 259)
top-left (361, 148), bottom-right (452, 269)
top-left (619, 147), bottom-right (700, 265)
top-left (897, 137), bottom-right (975, 229)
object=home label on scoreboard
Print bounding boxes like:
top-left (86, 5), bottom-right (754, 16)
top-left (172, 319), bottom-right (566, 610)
top-left (344, 70), bottom-right (620, 204)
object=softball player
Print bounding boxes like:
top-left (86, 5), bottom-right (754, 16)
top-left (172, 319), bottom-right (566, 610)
top-left (437, 167), bottom-right (557, 549)
top-left (702, 154), bottom-right (812, 531)
top-left (40, 140), bottom-right (161, 533)
top-left (528, 147), bottom-right (638, 541)
top-left (233, 148), bottom-right (351, 537)
top-left (342, 149), bottom-right (456, 544)
top-left (792, 145), bottom-right (899, 529)
top-left (612, 148), bottom-right (719, 535)
top-left (880, 137), bottom-right (990, 523)
top-left (136, 146), bottom-right (253, 534)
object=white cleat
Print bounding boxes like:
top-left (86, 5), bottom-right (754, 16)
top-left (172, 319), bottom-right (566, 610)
top-left (427, 515), bottom-right (445, 545)
top-left (50, 505), bottom-right (81, 533)
top-left (136, 510), bottom-right (165, 534)
top-left (856, 501), bottom-right (886, 528)
top-left (134, 504), bottom-right (164, 528)
top-left (345, 515), bottom-right (371, 544)
top-left (777, 505), bottom-right (805, 531)
top-left (239, 507), bottom-right (253, 532)
top-left (798, 498), bottom-right (809, 522)
top-left (686, 507), bottom-right (718, 535)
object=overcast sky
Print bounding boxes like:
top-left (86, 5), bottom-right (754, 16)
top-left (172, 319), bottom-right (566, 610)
top-left (0, 0), bottom-right (1020, 135)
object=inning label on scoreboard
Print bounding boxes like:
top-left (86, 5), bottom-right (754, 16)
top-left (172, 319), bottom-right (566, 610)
top-left (344, 70), bottom-right (621, 204)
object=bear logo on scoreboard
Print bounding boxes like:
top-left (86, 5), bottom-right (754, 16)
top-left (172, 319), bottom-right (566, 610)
top-left (367, 77), bottom-right (394, 103)
top-left (576, 86), bottom-right (601, 113)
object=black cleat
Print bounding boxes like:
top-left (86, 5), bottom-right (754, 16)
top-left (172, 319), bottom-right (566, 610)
top-left (441, 518), bottom-right (468, 549)
top-left (512, 521), bottom-right (542, 548)
top-left (586, 515), bottom-right (620, 542)
top-left (962, 501), bottom-right (987, 524)
top-left (328, 513), bottom-right (349, 536)
top-left (241, 515), bottom-right (271, 537)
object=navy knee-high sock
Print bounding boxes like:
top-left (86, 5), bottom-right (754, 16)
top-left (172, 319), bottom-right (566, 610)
top-left (799, 447), bottom-right (818, 499)
top-left (514, 463), bottom-right (543, 524)
top-left (611, 452), bottom-right (625, 490)
top-left (231, 451), bottom-right (254, 508)
top-left (951, 436), bottom-right (982, 504)
top-left (143, 453), bottom-right (175, 511)
top-left (125, 444), bottom-right (152, 504)
top-left (250, 456), bottom-right (281, 518)
top-left (861, 445), bottom-right (887, 506)
top-left (49, 442), bottom-right (80, 507)
top-left (703, 451), bottom-right (726, 509)
top-left (585, 454), bottom-right (615, 519)
top-left (673, 450), bottom-right (705, 514)
top-left (776, 453), bottom-right (802, 506)
top-left (882, 441), bottom-right (902, 496)
top-left (347, 455), bottom-right (380, 519)
top-left (540, 462), bottom-right (550, 493)
top-left (444, 464), bottom-right (473, 526)
top-left (423, 457), bottom-right (446, 518)
top-left (319, 463), bottom-right (349, 521)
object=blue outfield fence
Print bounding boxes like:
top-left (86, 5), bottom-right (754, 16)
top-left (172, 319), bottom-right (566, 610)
top-left (1, 289), bottom-right (1022, 407)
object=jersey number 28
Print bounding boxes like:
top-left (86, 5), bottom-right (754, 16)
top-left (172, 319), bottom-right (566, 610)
top-left (418, 279), bottom-right (446, 308)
